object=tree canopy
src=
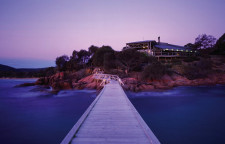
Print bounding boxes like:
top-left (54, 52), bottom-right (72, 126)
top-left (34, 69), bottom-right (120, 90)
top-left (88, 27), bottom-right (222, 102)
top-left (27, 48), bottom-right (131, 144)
top-left (92, 46), bottom-right (114, 67)
top-left (55, 55), bottom-right (69, 71)
top-left (194, 34), bottom-right (216, 49)
top-left (88, 45), bottom-right (99, 56)
top-left (213, 33), bottom-right (225, 55)
top-left (116, 49), bottom-right (151, 72)
top-left (77, 49), bottom-right (90, 64)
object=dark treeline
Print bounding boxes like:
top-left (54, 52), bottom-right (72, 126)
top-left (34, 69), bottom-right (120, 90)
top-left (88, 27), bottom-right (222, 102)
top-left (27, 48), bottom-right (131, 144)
top-left (55, 45), bottom-right (169, 80)
top-left (0, 64), bottom-right (56, 78)
top-left (184, 33), bottom-right (225, 55)
top-left (55, 33), bottom-right (225, 80)
top-left (1, 33), bottom-right (224, 79)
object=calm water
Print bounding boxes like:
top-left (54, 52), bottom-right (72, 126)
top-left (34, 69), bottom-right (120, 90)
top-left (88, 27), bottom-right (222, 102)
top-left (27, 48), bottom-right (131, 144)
top-left (0, 79), bottom-right (95, 144)
top-left (127, 85), bottom-right (225, 144)
top-left (1, 79), bottom-right (225, 144)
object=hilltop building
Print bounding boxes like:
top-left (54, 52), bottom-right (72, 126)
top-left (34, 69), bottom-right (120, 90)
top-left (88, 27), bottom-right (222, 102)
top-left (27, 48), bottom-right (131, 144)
top-left (125, 37), bottom-right (195, 58)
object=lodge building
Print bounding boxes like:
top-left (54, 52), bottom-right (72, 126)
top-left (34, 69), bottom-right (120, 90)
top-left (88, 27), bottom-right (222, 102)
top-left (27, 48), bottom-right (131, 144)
top-left (125, 37), bottom-right (195, 58)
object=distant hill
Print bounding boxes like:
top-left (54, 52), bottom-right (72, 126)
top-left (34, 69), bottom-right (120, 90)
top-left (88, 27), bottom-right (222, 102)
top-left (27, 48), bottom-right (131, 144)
top-left (0, 64), bottom-right (45, 72)
top-left (0, 64), bottom-right (16, 71)
top-left (17, 68), bottom-right (46, 72)
top-left (0, 64), bottom-right (55, 78)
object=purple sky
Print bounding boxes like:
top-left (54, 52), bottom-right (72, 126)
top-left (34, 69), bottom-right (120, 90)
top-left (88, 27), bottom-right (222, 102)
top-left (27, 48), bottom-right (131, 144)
top-left (0, 0), bottom-right (225, 68)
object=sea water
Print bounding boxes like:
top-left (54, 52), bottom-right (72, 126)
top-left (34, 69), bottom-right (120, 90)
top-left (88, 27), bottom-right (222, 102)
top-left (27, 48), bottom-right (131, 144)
top-left (1, 79), bottom-right (225, 144)
top-left (0, 79), bottom-right (95, 144)
top-left (127, 85), bottom-right (225, 144)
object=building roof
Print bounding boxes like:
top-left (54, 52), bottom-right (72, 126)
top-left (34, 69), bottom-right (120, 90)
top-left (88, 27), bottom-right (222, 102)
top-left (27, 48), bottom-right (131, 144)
top-left (126, 40), bottom-right (156, 45)
top-left (154, 43), bottom-right (189, 51)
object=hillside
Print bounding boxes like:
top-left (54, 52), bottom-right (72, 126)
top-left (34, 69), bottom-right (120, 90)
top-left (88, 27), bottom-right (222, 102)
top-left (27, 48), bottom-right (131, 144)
top-left (0, 64), bottom-right (55, 78)
top-left (0, 64), bottom-right (16, 71)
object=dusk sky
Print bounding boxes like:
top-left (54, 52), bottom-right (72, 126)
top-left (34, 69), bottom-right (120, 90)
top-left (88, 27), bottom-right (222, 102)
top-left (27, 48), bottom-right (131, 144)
top-left (0, 0), bottom-right (224, 68)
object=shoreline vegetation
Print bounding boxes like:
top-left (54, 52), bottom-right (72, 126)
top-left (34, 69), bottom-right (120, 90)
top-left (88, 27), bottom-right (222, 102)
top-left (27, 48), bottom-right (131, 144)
top-left (33, 59), bottom-right (225, 92)
top-left (2, 33), bottom-right (225, 92)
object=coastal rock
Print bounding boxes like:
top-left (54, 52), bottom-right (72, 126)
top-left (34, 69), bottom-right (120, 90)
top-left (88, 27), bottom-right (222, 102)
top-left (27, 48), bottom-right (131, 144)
top-left (34, 70), bottom-right (225, 92)
top-left (51, 81), bottom-right (72, 90)
top-left (54, 72), bottom-right (64, 80)
top-left (35, 77), bottom-right (45, 85)
top-left (122, 78), bottom-right (138, 85)
top-left (15, 82), bottom-right (36, 87)
top-left (139, 84), bottom-right (154, 91)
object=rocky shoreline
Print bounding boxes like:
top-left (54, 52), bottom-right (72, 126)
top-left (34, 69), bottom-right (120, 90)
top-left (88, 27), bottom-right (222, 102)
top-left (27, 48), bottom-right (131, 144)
top-left (34, 71), bottom-right (103, 90)
top-left (33, 71), bottom-right (225, 92)
top-left (122, 73), bottom-right (225, 91)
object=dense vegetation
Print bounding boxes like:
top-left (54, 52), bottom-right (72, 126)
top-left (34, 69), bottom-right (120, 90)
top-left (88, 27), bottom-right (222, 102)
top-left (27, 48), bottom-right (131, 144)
top-left (53, 33), bottom-right (224, 81)
top-left (1, 33), bottom-right (224, 80)
top-left (183, 58), bottom-right (213, 80)
top-left (54, 45), bottom-right (172, 80)
top-left (185, 33), bottom-right (225, 55)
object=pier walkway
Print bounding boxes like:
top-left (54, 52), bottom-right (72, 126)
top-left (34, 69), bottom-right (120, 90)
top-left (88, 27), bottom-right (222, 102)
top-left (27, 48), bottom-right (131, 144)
top-left (61, 75), bottom-right (160, 144)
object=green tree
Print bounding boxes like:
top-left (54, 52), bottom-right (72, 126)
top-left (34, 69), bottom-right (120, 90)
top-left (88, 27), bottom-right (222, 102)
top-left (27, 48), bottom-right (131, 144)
top-left (195, 34), bottom-right (216, 49)
top-left (184, 43), bottom-right (196, 50)
top-left (77, 50), bottom-right (90, 64)
top-left (88, 45), bottom-right (99, 56)
top-left (56, 55), bottom-right (69, 71)
top-left (70, 50), bottom-right (79, 61)
top-left (213, 33), bottom-right (225, 55)
top-left (116, 49), bottom-right (145, 73)
top-left (103, 52), bottom-right (116, 70)
top-left (92, 46), bottom-right (114, 67)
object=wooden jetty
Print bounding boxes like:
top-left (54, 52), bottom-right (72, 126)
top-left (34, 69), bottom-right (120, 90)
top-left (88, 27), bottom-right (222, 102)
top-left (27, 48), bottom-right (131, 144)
top-left (61, 74), bottom-right (160, 144)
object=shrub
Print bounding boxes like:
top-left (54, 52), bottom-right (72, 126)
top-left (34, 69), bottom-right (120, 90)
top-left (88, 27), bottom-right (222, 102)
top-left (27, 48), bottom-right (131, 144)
top-left (183, 58), bottom-right (212, 79)
top-left (171, 59), bottom-right (182, 65)
top-left (183, 56), bottom-right (200, 63)
top-left (141, 62), bottom-right (168, 80)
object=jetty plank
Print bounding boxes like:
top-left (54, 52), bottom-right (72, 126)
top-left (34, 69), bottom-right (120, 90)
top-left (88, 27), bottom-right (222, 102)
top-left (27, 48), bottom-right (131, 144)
top-left (61, 80), bottom-right (160, 144)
